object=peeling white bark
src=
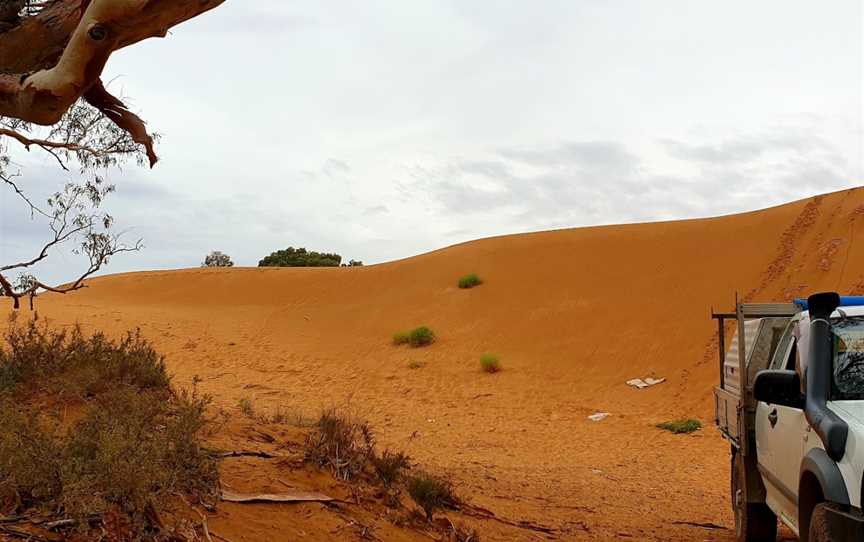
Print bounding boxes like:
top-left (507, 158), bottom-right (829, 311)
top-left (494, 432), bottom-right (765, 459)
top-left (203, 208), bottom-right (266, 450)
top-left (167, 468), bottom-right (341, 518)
top-left (0, 0), bottom-right (226, 126)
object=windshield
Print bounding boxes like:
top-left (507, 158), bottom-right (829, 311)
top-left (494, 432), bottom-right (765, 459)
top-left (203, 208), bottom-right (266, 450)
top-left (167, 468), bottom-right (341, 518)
top-left (832, 316), bottom-right (864, 399)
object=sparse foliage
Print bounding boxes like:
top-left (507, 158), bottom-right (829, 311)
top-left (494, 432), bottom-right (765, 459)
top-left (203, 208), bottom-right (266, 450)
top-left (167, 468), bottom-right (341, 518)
top-left (202, 250), bottom-right (234, 268)
top-left (0, 99), bottom-right (148, 309)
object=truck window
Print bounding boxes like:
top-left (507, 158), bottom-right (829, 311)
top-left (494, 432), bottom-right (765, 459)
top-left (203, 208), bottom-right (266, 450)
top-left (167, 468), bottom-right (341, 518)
top-left (769, 322), bottom-right (795, 370)
top-left (831, 316), bottom-right (864, 400)
top-left (787, 340), bottom-right (798, 371)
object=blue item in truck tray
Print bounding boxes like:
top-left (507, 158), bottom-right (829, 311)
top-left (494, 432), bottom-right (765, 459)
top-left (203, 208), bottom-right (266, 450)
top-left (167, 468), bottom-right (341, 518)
top-left (794, 296), bottom-right (864, 310)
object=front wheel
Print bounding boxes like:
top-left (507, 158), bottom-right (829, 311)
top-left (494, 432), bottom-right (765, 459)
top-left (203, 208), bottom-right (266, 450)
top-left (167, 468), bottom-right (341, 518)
top-left (809, 503), bottom-right (838, 542)
top-left (732, 449), bottom-right (777, 542)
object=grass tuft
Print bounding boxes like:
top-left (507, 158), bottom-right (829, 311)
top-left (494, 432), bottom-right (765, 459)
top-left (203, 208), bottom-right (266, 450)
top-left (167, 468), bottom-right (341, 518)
top-left (457, 273), bottom-right (483, 289)
top-left (393, 326), bottom-right (435, 348)
top-left (393, 327), bottom-right (436, 348)
top-left (480, 354), bottom-right (501, 373)
top-left (656, 418), bottom-right (702, 434)
top-left (407, 360), bottom-right (425, 370)
top-left (408, 326), bottom-right (435, 347)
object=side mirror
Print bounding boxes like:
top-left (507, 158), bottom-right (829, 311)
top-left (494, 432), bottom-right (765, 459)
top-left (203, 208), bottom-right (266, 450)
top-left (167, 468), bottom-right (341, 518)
top-left (754, 370), bottom-right (803, 408)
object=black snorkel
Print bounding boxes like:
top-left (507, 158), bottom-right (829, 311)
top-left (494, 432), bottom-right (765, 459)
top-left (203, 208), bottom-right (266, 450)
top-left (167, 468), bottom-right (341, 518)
top-left (804, 292), bottom-right (848, 462)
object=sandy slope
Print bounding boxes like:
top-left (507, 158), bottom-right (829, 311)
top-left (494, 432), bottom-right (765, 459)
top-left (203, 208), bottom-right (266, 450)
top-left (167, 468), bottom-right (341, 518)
top-left (20, 187), bottom-right (864, 541)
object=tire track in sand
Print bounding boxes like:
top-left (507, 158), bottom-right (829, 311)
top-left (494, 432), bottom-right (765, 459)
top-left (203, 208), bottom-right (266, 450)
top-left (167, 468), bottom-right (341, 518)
top-left (698, 196), bottom-right (824, 366)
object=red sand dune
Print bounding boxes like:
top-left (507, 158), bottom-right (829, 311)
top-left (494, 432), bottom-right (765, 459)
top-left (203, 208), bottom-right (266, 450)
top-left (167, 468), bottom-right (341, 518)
top-left (24, 187), bottom-right (864, 540)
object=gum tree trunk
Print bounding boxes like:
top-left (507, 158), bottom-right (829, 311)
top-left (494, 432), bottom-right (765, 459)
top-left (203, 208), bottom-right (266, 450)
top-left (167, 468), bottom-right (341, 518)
top-left (0, 0), bottom-right (226, 161)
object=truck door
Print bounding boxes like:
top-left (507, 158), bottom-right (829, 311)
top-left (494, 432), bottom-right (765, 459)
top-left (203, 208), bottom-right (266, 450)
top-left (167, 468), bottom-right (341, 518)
top-left (755, 332), bottom-right (806, 532)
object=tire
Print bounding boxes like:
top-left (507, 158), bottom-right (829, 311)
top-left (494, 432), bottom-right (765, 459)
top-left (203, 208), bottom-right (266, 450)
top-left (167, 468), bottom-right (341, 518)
top-left (809, 503), bottom-right (836, 542)
top-left (732, 449), bottom-right (778, 542)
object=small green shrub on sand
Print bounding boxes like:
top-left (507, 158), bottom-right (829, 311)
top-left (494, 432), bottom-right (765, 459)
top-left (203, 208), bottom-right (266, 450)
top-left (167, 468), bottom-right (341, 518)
top-left (480, 354), bottom-right (501, 373)
top-left (393, 327), bottom-right (435, 348)
top-left (458, 273), bottom-right (482, 289)
top-left (656, 419), bottom-right (701, 434)
top-left (408, 326), bottom-right (435, 347)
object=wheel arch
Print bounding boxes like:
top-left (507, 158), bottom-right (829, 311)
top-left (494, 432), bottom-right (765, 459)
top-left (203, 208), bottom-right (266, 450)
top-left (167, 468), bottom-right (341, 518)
top-left (799, 448), bottom-right (850, 541)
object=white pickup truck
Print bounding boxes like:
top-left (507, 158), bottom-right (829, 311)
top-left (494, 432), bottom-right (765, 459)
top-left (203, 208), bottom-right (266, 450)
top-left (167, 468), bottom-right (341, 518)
top-left (714, 292), bottom-right (864, 542)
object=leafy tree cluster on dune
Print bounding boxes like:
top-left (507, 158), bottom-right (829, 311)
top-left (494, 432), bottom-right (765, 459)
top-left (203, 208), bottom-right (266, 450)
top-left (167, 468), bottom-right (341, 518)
top-left (259, 247), bottom-right (361, 268)
top-left (202, 250), bottom-right (234, 268)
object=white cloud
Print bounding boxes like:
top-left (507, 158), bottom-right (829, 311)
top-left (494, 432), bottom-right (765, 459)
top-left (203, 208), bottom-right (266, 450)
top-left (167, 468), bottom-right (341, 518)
top-left (1, 0), bottom-right (861, 285)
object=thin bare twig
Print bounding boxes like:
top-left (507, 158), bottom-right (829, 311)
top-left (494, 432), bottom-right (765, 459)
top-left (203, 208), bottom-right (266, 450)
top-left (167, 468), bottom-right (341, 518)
top-left (0, 172), bottom-right (52, 218)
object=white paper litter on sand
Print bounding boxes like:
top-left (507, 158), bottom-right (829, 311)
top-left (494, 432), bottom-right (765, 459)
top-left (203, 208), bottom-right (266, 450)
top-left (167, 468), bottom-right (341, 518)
top-left (588, 412), bottom-right (610, 422)
top-left (626, 377), bottom-right (666, 389)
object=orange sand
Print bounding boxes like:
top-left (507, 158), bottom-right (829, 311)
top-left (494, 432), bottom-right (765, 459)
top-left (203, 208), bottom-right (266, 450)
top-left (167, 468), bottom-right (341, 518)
top-left (19, 187), bottom-right (864, 540)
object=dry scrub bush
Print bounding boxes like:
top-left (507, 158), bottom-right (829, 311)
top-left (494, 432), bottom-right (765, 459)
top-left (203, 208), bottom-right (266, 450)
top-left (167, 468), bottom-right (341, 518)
top-left (0, 317), bottom-right (218, 538)
top-left (305, 411), bottom-right (413, 487)
top-left (60, 388), bottom-right (217, 521)
top-left (0, 403), bottom-right (62, 509)
top-left (238, 397), bottom-right (255, 417)
top-left (406, 472), bottom-right (456, 521)
top-left (0, 316), bottom-right (169, 397)
top-left (371, 450), bottom-right (410, 487)
top-left (304, 409), bottom-right (375, 481)
top-left (303, 410), bottom-right (472, 534)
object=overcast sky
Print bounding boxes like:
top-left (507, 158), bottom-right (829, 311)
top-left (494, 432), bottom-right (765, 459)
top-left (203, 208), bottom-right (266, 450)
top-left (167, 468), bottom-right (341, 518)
top-left (1, 0), bottom-right (863, 283)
